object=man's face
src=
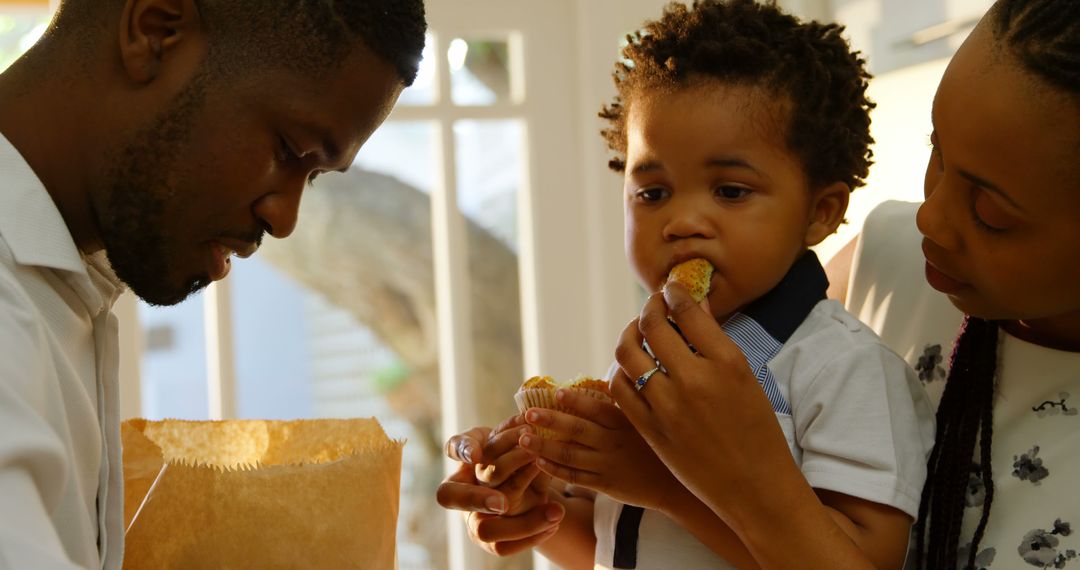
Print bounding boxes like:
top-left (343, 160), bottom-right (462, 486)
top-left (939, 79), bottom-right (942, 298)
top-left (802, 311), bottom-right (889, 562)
top-left (97, 47), bottom-right (402, 306)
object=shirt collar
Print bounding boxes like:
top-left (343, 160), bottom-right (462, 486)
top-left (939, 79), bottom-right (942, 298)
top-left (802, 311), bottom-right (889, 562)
top-left (0, 132), bottom-right (87, 274)
top-left (738, 250), bottom-right (829, 344)
top-left (0, 132), bottom-right (125, 314)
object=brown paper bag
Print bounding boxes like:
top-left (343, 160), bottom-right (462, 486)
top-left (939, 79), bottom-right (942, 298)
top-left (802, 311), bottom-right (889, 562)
top-left (121, 418), bottom-right (403, 570)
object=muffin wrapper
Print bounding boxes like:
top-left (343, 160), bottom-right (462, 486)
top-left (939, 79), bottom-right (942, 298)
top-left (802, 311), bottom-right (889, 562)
top-left (514, 387), bottom-right (613, 440)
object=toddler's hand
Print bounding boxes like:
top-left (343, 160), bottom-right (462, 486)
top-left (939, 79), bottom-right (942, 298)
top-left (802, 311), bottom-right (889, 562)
top-left (475, 414), bottom-right (551, 516)
top-left (519, 389), bottom-right (681, 512)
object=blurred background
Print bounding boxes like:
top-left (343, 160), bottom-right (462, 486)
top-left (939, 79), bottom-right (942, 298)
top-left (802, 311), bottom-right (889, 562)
top-left (0, 0), bottom-right (992, 568)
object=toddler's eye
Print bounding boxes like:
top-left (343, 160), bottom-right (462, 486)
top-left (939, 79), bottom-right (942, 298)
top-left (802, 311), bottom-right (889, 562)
top-left (715, 185), bottom-right (751, 200)
top-left (636, 187), bottom-right (669, 202)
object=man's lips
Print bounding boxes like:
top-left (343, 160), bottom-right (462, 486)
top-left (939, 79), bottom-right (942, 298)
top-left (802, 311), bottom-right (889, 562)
top-left (216, 238), bottom-right (259, 259)
top-left (206, 238), bottom-right (259, 281)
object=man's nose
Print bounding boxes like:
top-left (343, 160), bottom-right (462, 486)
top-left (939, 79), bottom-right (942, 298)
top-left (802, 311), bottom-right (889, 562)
top-left (252, 182), bottom-right (304, 239)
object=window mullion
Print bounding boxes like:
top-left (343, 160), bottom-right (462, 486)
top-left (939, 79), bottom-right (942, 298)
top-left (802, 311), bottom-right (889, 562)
top-left (204, 279), bottom-right (237, 420)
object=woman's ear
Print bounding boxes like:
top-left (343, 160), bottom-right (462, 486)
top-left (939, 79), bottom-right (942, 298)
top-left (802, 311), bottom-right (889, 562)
top-left (118, 0), bottom-right (201, 83)
top-left (805, 181), bottom-right (850, 246)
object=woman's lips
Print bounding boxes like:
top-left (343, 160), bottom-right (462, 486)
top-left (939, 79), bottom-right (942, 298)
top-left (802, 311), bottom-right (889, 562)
top-left (924, 260), bottom-right (967, 294)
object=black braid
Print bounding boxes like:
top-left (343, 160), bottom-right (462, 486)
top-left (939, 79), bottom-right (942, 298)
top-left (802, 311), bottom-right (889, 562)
top-left (913, 317), bottom-right (999, 570)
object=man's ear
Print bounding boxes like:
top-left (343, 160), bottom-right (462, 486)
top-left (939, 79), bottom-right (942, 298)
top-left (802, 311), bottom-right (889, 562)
top-left (804, 181), bottom-right (850, 247)
top-left (118, 0), bottom-right (201, 83)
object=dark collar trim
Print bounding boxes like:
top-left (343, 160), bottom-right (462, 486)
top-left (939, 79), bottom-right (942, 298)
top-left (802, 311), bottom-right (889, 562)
top-left (740, 250), bottom-right (828, 344)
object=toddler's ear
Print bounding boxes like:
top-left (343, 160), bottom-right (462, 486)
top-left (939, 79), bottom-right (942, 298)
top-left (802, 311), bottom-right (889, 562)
top-left (805, 182), bottom-right (850, 246)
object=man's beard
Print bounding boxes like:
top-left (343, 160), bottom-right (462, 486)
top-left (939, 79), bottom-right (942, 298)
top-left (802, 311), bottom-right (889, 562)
top-left (98, 70), bottom-right (212, 306)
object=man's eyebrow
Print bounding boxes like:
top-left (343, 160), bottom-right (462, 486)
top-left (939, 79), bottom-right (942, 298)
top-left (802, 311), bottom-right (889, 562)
top-left (958, 169), bottom-right (1025, 212)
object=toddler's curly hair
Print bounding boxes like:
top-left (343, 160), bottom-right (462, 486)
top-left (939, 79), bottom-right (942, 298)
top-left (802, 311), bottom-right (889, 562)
top-left (600, 0), bottom-right (875, 192)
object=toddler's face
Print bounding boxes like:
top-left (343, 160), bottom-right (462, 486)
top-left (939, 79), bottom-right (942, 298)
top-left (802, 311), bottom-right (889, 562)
top-left (918, 22), bottom-right (1080, 327)
top-left (622, 82), bottom-right (824, 321)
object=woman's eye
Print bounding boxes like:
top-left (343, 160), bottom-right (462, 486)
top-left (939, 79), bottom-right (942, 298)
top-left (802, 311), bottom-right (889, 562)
top-left (636, 187), bottom-right (669, 202)
top-left (972, 188), bottom-right (1015, 233)
top-left (715, 185), bottom-right (751, 200)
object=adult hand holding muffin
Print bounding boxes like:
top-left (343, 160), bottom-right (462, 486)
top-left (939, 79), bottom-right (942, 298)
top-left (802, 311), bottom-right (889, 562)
top-left (611, 282), bottom-right (872, 567)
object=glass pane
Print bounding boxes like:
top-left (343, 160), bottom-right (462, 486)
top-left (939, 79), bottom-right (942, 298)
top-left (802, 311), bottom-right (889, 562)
top-left (454, 119), bottom-right (524, 250)
top-left (352, 121), bottom-right (437, 195)
top-left (0, 7), bottom-right (52, 72)
top-left (397, 33), bottom-right (437, 106)
top-left (453, 117), bottom-right (526, 433)
top-left (448, 37), bottom-right (516, 106)
top-left (236, 120), bottom-right (442, 569)
top-left (230, 257), bottom-right (314, 419)
top-left (138, 296), bottom-right (210, 420)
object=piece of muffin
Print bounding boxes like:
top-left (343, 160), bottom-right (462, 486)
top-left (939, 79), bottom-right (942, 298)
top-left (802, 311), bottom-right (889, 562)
top-left (667, 258), bottom-right (714, 302)
top-left (514, 375), bottom-right (613, 440)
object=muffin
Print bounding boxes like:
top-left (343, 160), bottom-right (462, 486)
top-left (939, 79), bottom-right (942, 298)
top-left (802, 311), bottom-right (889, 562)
top-left (667, 258), bottom-right (714, 302)
top-left (514, 375), bottom-right (613, 439)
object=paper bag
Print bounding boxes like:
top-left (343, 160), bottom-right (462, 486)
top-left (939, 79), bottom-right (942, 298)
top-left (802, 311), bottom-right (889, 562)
top-left (121, 418), bottom-right (403, 570)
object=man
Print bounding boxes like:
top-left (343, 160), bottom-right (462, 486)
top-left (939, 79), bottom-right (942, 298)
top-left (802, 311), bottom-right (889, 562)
top-left (0, 1), bottom-right (426, 567)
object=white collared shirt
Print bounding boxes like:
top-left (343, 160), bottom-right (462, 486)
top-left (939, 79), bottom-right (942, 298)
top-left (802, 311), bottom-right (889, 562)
top-left (0, 133), bottom-right (124, 570)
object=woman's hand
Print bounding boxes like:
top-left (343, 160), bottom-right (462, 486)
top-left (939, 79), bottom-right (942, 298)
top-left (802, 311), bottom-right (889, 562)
top-left (610, 284), bottom-right (800, 524)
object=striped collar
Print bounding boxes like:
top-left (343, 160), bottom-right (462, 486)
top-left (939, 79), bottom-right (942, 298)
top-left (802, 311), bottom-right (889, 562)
top-left (721, 250), bottom-right (828, 416)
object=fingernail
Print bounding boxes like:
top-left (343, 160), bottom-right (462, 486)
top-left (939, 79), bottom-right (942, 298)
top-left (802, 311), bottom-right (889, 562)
top-left (662, 282), bottom-right (688, 309)
top-left (555, 389), bottom-right (567, 401)
top-left (461, 444), bottom-right (474, 464)
top-left (526, 409), bottom-right (541, 423)
top-left (485, 495), bottom-right (507, 513)
top-left (537, 458), bottom-right (548, 468)
top-left (520, 434), bottom-right (533, 448)
top-left (545, 503), bottom-right (563, 522)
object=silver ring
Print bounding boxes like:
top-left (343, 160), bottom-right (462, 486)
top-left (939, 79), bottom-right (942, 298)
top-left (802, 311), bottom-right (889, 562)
top-left (635, 366), bottom-right (661, 392)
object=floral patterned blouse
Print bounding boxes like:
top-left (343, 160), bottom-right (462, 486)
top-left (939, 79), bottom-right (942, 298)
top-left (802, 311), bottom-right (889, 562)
top-left (847, 201), bottom-right (1080, 569)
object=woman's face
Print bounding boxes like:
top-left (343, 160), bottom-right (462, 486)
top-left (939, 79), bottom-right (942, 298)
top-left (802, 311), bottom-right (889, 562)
top-left (918, 21), bottom-right (1080, 343)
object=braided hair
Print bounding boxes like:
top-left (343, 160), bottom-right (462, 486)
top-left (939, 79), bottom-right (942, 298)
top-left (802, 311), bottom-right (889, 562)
top-left (913, 317), bottom-right (999, 569)
top-left (913, 2), bottom-right (1080, 568)
top-left (598, 0), bottom-right (875, 193)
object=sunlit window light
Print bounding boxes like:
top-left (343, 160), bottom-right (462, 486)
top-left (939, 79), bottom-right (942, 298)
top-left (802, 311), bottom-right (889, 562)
top-left (18, 22), bottom-right (47, 53)
top-left (447, 38), bottom-right (468, 72)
